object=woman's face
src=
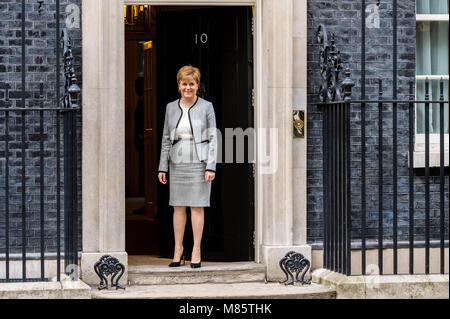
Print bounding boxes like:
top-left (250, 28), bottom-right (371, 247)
top-left (178, 77), bottom-right (198, 100)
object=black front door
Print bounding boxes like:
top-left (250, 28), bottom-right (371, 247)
top-left (156, 6), bottom-right (254, 261)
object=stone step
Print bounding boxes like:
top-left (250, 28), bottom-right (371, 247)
top-left (128, 261), bottom-right (267, 285)
top-left (0, 279), bottom-right (92, 299)
top-left (91, 282), bottom-right (337, 299)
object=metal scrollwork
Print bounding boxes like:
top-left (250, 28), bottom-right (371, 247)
top-left (94, 255), bottom-right (126, 290)
top-left (61, 28), bottom-right (81, 109)
top-left (279, 251), bottom-right (311, 285)
top-left (37, 0), bottom-right (44, 15)
top-left (316, 24), bottom-right (344, 102)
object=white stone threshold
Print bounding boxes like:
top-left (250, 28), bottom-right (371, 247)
top-left (312, 268), bottom-right (449, 299)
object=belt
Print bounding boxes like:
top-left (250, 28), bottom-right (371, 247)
top-left (172, 139), bottom-right (209, 145)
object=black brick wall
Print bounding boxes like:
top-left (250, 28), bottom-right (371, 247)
top-left (307, 0), bottom-right (449, 245)
top-left (0, 0), bottom-right (82, 255)
top-left (1, 0), bottom-right (447, 256)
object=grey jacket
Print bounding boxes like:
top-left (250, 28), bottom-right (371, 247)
top-left (158, 97), bottom-right (218, 173)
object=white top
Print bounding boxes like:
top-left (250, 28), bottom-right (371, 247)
top-left (176, 105), bottom-right (193, 139)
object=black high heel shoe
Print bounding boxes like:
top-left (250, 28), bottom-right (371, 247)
top-left (190, 249), bottom-right (201, 268)
top-left (168, 248), bottom-right (185, 267)
top-left (190, 261), bottom-right (201, 269)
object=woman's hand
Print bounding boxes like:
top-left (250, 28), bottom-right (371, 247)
top-left (158, 172), bottom-right (167, 184)
top-left (205, 171), bottom-right (215, 182)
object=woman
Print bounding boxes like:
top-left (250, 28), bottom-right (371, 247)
top-left (157, 65), bottom-right (217, 269)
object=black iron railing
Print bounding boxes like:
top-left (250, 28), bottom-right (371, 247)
top-left (0, 1), bottom-right (80, 283)
top-left (320, 80), bottom-right (449, 276)
top-left (317, 22), bottom-right (449, 276)
top-left (0, 106), bottom-right (79, 282)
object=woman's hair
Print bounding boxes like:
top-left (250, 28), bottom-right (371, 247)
top-left (177, 65), bottom-right (201, 85)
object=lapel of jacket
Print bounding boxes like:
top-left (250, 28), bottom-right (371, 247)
top-left (187, 97), bottom-right (201, 144)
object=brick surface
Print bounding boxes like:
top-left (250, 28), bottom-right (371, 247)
top-left (306, 0), bottom-right (449, 244)
top-left (0, 0), bottom-right (82, 254)
top-left (1, 0), bottom-right (448, 255)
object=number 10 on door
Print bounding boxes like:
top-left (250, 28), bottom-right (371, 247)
top-left (194, 33), bottom-right (208, 44)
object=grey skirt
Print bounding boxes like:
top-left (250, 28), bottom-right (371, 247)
top-left (168, 139), bottom-right (211, 207)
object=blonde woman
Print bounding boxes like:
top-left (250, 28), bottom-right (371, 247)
top-left (158, 65), bottom-right (217, 268)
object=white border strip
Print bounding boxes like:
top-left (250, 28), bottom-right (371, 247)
top-left (416, 75), bottom-right (449, 80)
top-left (416, 14), bottom-right (449, 21)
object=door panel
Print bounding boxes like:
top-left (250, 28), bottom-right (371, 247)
top-left (156, 7), bottom-right (254, 261)
top-left (217, 7), bottom-right (255, 261)
top-left (125, 35), bottom-right (158, 255)
top-left (143, 42), bottom-right (158, 218)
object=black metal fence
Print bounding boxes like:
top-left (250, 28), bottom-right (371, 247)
top-left (316, 20), bottom-right (449, 275)
top-left (320, 78), bottom-right (449, 276)
top-left (0, 0), bottom-right (80, 282)
top-left (315, 0), bottom-right (449, 276)
top-left (317, 0), bottom-right (450, 275)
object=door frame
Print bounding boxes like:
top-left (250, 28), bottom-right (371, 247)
top-left (82, 0), bottom-right (306, 285)
top-left (124, 0), bottom-right (262, 262)
top-left (82, 0), bottom-right (305, 282)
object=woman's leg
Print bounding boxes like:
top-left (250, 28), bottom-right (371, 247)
top-left (190, 206), bottom-right (204, 263)
top-left (173, 206), bottom-right (187, 261)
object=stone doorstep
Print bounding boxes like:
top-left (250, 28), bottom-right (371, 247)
top-left (90, 282), bottom-right (337, 299)
top-left (128, 262), bottom-right (267, 285)
top-left (0, 280), bottom-right (92, 299)
top-left (312, 268), bottom-right (450, 299)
